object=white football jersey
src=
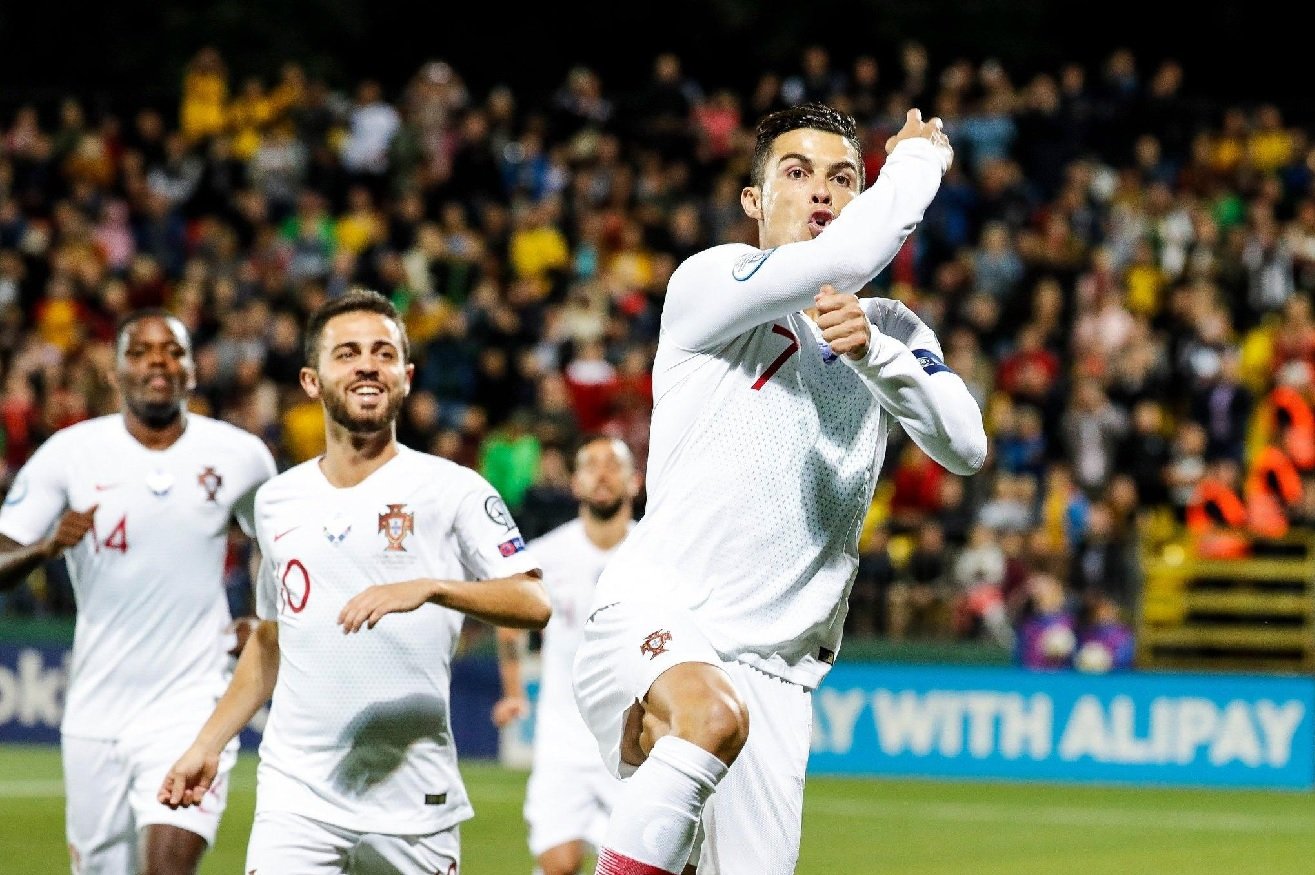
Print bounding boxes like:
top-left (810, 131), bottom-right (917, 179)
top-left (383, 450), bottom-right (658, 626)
top-left (252, 445), bottom-right (539, 835)
top-left (530, 518), bottom-right (631, 768)
top-left (0, 414), bottom-right (276, 738)
top-left (592, 138), bottom-right (985, 688)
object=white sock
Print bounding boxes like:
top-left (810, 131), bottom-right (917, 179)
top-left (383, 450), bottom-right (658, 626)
top-left (596, 735), bottom-right (728, 874)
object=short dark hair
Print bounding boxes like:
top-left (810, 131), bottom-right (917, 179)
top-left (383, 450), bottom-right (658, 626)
top-left (750, 102), bottom-right (864, 189)
top-left (114, 308), bottom-right (192, 358)
top-left (303, 288), bottom-right (409, 365)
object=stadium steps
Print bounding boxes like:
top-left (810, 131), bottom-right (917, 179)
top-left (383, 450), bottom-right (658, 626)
top-left (1135, 529), bottom-right (1315, 674)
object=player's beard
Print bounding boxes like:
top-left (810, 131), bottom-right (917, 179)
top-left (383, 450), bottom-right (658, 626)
top-left (324, 387), bottom-right (405, 435)
top-left (583, 496), bottom-right (626, 521)
top-left (127, 397), bottom-right (183, 429)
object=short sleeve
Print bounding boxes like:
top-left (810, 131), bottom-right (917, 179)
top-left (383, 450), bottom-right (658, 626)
top-left (451, 475), bottom-right (541, 581)
top-left (251, 487), bottom-right (281, 620)
top-left (232, 439), bottom-right (278, 538)
top-left (253, 547), bottom-right (280, 620)
top-left (0, 436), bottom-right (70, 546)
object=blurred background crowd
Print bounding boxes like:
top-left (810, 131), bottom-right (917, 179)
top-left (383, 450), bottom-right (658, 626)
top-left (2, 41), bottom-right (1314, 671)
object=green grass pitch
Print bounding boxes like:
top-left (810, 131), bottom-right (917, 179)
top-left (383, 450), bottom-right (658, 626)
top-left (2, 744), bottom-right (1312, 874)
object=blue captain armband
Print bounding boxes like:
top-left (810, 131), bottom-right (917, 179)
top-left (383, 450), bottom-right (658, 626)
top-left (912, 349), bottom-right (953, 375)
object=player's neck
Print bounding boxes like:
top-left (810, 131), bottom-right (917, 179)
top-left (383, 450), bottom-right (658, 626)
top-left (319, 427), bottom-right (399, 488)
top-left (582, 509), bottom-right (631, 550)
top-left (123, 411), bottom-right (186, 451)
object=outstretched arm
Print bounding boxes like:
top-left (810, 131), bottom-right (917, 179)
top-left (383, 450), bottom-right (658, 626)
top-left (158, 620), bottom-right (280, 809)
top-left (664, 112), bottom-right (952, 352)
top-left (337, 569), bottom-right (551, 633)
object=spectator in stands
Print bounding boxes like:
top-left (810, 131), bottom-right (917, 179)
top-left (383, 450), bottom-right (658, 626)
top-left (950, 522), bottom-right (1013, 647)
top-left (1074, 593), bottom-right (1135, 673)
top-left (1014, 572), bottom-right (1077, 671)
top-left (1069, 500), bottom-right (1136, 611)
top-left (340, 79), bottom-right (400, 195)
top-left (1117, 399), bottom-right (1172, 507)
top-left (5, 45), bottom-right (1315, 658)
top-left (888, 519), bottom-right (952, 641)
top-left (886, 441), bottom-right (946, 534)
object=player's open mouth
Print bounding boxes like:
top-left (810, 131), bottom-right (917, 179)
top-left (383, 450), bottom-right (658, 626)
top-left (350, 384), bottom-right (384, 397)
top-left (808, 210), bottom-right (834, 236)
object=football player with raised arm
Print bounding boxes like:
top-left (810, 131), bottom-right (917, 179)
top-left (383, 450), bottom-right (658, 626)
top-left (571, 103), bottom-right (986, 874)
top-left (159, 289), bottom-right (550, 874)
top-left (0, 309), bottom-right (277, 875)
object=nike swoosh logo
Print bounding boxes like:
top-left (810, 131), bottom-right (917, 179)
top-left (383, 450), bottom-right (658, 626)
top-left (93, 483), bottom-right (120, 491)
top-left (273, 526), bottom-right (300, 542)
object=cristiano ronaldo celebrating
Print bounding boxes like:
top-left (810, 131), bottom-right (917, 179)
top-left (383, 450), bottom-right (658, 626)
top-left (572, 103), bottom-right (986, 875)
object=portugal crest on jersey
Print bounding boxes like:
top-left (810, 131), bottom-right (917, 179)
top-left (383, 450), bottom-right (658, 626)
top-left (378, 503), bottom-right (414, 551)
top-left (197, 466), bottom-right (222, 502)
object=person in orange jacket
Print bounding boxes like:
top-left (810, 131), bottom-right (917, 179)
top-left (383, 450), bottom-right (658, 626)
top-left (1186, 458), bottom-right (1250, 558)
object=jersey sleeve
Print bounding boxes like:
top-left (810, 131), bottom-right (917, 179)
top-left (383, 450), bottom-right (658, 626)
top-left (232, 438), bottom-right (279, 538)
top-left (251, 488), bottom-right (281, 620)
top-left (842, 325), bottom-right (988, 477)
top-left (0, 434), bottom-right (70, 546)
top-left (860, 297), bottom-right (942, 358)
top-left (451, 474), bottom-right (542, 581)
top-left (662, 138), bottom-right (950, 352)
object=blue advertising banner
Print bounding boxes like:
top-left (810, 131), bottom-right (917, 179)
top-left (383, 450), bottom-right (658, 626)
top-left (0, 644), bottom-right (503, 760)
top-left (809, 664), bottom-right (1315, 790)
top-left (9, 641), bottom-right (1312, 790)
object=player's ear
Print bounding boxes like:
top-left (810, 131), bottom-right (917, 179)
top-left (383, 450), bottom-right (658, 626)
top-left (299, 366), bottom-right (321, 399)
top-left (741, 185), bottom-right (762, 221)
top-left (404, 362), bottom-right (415, 396)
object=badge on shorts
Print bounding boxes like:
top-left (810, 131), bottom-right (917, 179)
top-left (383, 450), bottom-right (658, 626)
top-left (424, 793), bottom-right (447, 805)
top-left (732, 248), bottom-right (774, 281)
top-left (640, 629), bottom-right (672, 660)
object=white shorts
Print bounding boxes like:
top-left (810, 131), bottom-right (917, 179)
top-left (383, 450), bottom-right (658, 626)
top-left (524, 750), bottom-right (619, 857)
top-left (245, 809), bottom-right (460, 875)
top-left (572, 599), bottom-right (812, 875)
top-left (692, 660), bottom-right (812, 875)
top-left (62, 727), bottom-right (238, 873)
top-left (572, 599), bottom-right (723, 779)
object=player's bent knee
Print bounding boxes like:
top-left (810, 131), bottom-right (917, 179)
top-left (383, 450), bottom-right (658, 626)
top-left (647, 662), bottom-right (750, 764)
top-left (667, 689), bottom-right (749, 764)
top-left (676, 695), bottom-right (749, 764)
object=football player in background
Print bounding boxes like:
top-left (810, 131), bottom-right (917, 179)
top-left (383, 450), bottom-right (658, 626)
top-left (0, 309), bottom-right (277, 874)
top-left (493, 435), bottom-right (641, 875)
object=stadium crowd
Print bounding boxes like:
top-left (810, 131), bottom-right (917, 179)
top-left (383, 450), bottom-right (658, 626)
top-left (3, 42), bottom-right (1314, 668)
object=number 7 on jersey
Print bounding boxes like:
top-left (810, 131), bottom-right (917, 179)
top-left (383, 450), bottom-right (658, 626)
top-left (751, 324), bottom-right (800, 391)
